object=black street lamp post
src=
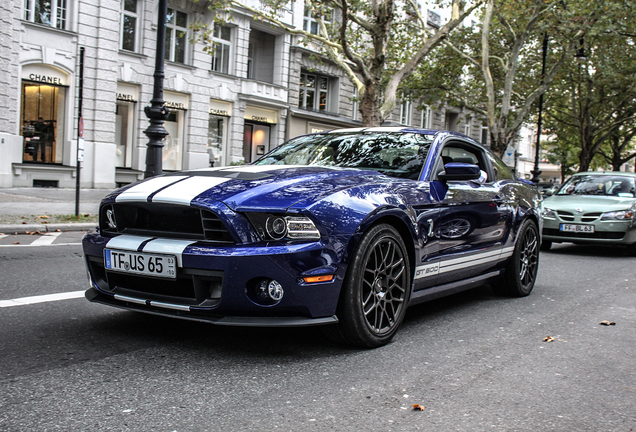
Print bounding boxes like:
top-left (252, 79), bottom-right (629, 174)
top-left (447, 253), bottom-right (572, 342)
top-left (531, 33), bottom-right (549, 184)
top-left (144, 0), bottom-right (170, 179)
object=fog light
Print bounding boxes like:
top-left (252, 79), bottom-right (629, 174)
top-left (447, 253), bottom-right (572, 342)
top-left (267, 280), bottom-right (284, 301)
top-left (252, 278), bottom-right (284, 305)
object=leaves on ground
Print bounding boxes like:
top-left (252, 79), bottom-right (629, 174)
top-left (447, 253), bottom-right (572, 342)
top-left (599, 320), bottom-right (616, 326)
top-left (543, 336), bottom-right (555, 342)
top-left (412, 404), bottom-right (425, 411)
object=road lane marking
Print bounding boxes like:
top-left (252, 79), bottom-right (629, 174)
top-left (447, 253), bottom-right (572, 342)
top-left (29, 231), bottom-right (62, 246)
top-left (0, 290), bottom-right (85, 307)
top-left (0, 243), bottom-right (82, 247)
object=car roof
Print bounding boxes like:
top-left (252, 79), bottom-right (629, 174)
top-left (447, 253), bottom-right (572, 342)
top-left (326, 126), bottom-right (438, 135)
top-left (572, 171), bottom-right (636, 178)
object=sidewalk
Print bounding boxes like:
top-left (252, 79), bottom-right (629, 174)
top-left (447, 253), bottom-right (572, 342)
top-left (0, 187), bottom-right (113, 234)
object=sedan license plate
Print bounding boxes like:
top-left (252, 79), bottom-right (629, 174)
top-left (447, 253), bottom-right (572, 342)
top-left (104, 249), bottom-right (177, 278)
top-left (560, 224), bottom-right (595, 233)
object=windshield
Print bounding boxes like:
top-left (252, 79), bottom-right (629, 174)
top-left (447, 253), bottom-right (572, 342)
top-left (557, 175), bottom-right (636, 197)
top-left (254, 132), bottom-right (434, 180)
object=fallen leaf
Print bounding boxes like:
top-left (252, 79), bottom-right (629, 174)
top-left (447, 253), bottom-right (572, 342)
top-left (543, 336), bottom-right (555, 342)
top-left (412, 404), bottom-right (425, 411)
top-left (36, 215), bottom-right (50, 219)
top-left (22, 221), bottom-right (27, 224)
top-left (13, 242), bottom-right (20, 245)
top-left (599, 320), bottom-right (616, 326)
top-left (55, 229), bottom-right (61, 232)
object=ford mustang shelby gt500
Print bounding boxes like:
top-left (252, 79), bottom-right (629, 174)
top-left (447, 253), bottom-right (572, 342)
top-left (83, 127), bottom-right (542, 347)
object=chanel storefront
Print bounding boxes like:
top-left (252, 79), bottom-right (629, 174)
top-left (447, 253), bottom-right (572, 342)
top-left (20, 65), bottom-right (69, 166)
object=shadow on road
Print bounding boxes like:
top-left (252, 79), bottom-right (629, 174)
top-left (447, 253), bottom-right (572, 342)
top-left (543, 243), bottom-right (634, 258)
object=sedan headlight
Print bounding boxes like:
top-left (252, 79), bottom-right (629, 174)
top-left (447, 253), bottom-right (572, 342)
top-left (601, 210), bottom-right (634, 221)
top-left (246, 213), bottom-right (321, 241)
top-left (543, 208), bottom-right (557, 219)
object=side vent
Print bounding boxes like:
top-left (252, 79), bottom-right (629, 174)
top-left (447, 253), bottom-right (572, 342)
top-left (201, 210), bottom-right (234, 243)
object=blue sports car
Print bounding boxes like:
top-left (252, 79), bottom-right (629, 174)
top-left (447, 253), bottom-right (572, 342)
top-left (83, 127), bottom-right (542, 347)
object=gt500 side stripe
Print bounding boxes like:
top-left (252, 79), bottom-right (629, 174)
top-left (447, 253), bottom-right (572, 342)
top-left (415, 246), bottom-right (515, 280)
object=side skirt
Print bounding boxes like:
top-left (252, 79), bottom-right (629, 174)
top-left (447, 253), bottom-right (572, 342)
top-left (407, 269), bottom-right (504, 307)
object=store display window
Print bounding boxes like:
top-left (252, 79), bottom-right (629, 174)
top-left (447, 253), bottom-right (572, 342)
top-left (20, 82), bottom-right (66, 164)
top-left (208, 116), bottom-right (224, 167)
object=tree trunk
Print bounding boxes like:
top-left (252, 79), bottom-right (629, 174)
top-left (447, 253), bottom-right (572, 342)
top-left (359, 81), bottom-right (383, 127)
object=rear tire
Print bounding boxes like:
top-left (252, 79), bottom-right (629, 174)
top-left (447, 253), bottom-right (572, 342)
top-left (492, 219), bottom-right (539, 297)
top-left (334, 224), bottom-right (411, 348)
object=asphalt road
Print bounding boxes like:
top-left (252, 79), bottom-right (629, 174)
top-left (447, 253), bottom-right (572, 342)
top-left (0, 232), bottom-right (634, 431)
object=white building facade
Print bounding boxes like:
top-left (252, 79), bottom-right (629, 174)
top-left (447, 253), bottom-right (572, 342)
top-left (0, 0), bottom-right (489, 189)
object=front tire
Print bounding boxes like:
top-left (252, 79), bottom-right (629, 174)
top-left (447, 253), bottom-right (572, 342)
top-left (334, 224), bottom-right (411, 348)
top-left (492, 219), bottom-right (539, 297)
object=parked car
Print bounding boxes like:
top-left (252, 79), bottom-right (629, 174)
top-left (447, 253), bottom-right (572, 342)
top-left (541, 171), bottom-right (636, 254)
top-left (82, 127), bottom-right (543, 347)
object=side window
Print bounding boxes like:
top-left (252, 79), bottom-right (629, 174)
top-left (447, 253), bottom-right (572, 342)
top-left (436, 142), bottom-right (490, 181)
top-left (487, 151), bottom-right (514, 181)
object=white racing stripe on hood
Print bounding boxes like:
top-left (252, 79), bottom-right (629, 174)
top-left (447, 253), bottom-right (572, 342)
top-left (141, 239), bottom-right (195, 267)
top-left (106, 235), bottom-right (154, 251)
top-left (151, 176), bottom-right (231, 205)
top-left (116, 176), bottom-right (188, 202)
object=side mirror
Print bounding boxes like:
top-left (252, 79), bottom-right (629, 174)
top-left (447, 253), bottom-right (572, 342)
top-left (438, 162), bottom-right (481, 182)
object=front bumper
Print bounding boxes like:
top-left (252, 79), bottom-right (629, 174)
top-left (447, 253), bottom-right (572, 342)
top-left (542, 218), bottom-right (636, 245)
top-left (83, 232), bottom-right (349, 325)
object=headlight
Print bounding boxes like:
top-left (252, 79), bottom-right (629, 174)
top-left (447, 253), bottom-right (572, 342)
top-left (543, 208), bottom-right (556, 218)
top-left (601, 210), bottom-right (634, 221)
top-left (246, 213), bottom-right (321, 241)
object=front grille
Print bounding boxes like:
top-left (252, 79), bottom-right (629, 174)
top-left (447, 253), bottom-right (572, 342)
top-left (88, 256), bottom-right (223, 307)
top-left (581, 213), bottom-right (602, 223)
top-left (556, 211), bottom-right (574, 222)
top-left (544, 228), bottom-right (625, 240)
top-left (100, 202), bottom-right (234, 243)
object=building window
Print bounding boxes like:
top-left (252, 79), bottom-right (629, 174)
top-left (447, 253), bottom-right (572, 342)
top-left (400, 100), bottom-right (412, 126)
top-left (481, 126), bottom-right (489, 145)
top-left (20, 82), bottom-right (66, 164)
top-left (352, 87), bottom-right (359, 121)
top-left (24, 0), bottom-right (68, 29)
top-left (246, 42), bottom-right (254, 79)
top-left (121, 0), bottom-right (138, 52)
top-left (299, 72), bottom-right (329, 112)
top-left (303, 7), bottom-right (331, 35)
top-left (165, 8), bottom-right (188, 64)
top-left (420, 105), bottom-right (432, 128)
top-left (464, 117), bottom-right (472, 136)
top-left (211, 24), bottom-right (231, 74)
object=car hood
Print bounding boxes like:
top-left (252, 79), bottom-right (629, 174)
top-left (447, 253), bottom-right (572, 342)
top-left (107, 165), bottom-right (394, 212)
top-left (543, 194), bottom-right (636, 213)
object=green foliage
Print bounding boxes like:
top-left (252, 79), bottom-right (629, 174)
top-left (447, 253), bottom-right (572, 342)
top-left (543, 0), bottom-right (636, 172)
top-left (407, 0), bottom-right (600, 156)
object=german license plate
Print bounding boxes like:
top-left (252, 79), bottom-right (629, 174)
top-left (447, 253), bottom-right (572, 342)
top-left (104, 249), bottom-right (177, 278)
top-left (560, 224), bottom-right (595, 233)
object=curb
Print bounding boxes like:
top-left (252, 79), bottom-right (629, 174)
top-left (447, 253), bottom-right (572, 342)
top-left (0, 223), bottom-right (97, 234)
